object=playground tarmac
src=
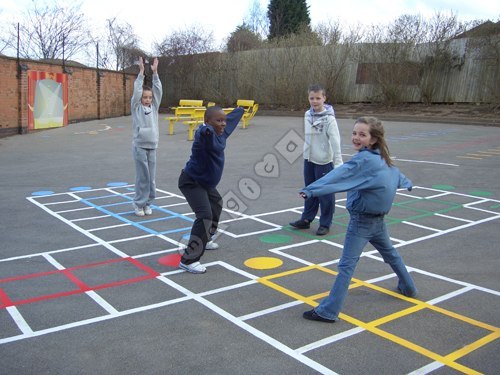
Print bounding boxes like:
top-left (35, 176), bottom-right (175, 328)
top-left (0, 113), bottom-right (499, 374)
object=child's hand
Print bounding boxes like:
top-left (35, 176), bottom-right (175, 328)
top-left (299, 192), bottom-right (307, 199)
top-left (151, 58), bottom-right (159, 73)
top-left (138, 56), bottom-right (144, 74)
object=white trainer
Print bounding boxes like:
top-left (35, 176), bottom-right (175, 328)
top-left (179, 261), bottom-right (206, 274)
top-left (144, 205), bottom-right (153, 215)
top-left (134, 206), bottom-right (145, 217)
top-left (205, 241), bottom-right (219, 250)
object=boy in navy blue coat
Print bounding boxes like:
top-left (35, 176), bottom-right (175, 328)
top-left (178, 106), bottom-right (244, 274)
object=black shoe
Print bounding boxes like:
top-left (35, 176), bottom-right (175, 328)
top-left (303, 309), bottom-right (335, 323)
top-left (289, 219), bottom-right (310, 229)
top-left (316, 226), bottom-right (330, 236)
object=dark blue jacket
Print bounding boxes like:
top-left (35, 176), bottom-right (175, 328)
top-left (184, 107), bottom-right (244, 188)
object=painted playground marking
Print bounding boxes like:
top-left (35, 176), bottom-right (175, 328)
top-left (0, 185), bottom-right (498, 374)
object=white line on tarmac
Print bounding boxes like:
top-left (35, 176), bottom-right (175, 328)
top-left (27, 194), bottom-right (129, 258)
top-left (239, 300), bottom-right (304, 321)
top-left (43, 254), bottom-right (120, 314)
top-left (402, 221), bottom-right (442, 232)
top-left (6, 306), bottom-right (33, 335)
top-left (296, 327), bottom-right (366, 354)
top-left (434, 213), bottom-right (473, 223)
top-left (155, 273), bottom-right (339, 375)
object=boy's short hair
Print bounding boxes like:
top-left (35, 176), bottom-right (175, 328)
top-left (205, 106), bottom-right (223, 121)
top-left (142, 85), bottom-right (152, 92)
top-left (308, 84), bottom-right (326, 96)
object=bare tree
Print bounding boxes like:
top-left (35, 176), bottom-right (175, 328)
top-left (90, 17), bottom-right (142, 70)
top-left (314, 20), bottom-right (344, 46)
top-left (416, 11), bottom-right (470, 103)
top-left (6, 1), bottom-right (91, 60)
top-left (154, 25), bottom-right (215, 57)
top-left (243, 0), bottom-right (269, 39)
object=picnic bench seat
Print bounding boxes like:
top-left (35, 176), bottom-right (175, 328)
top-left (236, 99), bottom-right (259, 129)
top-left (182, 107), bottom-right (235, 140)
top-left (175, 99), bottom-right (204, 108)
top-left (166, 105), bottom-right (244, 140)
top-left (165, 106), bottom-right (205, 135)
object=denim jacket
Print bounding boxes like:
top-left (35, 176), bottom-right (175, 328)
top-left (301, 147), bottom-right (412, 216)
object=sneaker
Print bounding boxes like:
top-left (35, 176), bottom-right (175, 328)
top-left (144, 205), bottom-right (153, 215)
top-left (134, 206), bottom-right (145, 217)
top-left (398, 286), bottom-right (418, 298)
top-left (303, 309), bottom-right (335, 323)
top-left (179, 261), bottom-right (206, 274)
top-left (205, 241), bottom-right (219, 250)
top-left (289, 219), bottom-right (310, 229)
top-left (316, 226), bottom-right (329, 236)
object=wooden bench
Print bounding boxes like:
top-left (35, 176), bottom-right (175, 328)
top-left (178, 99), bottom-right (203, 107)
top-left (241, 103), bottom-right (259, 129)
top-left (236, 99), bottom-right (259, 129)
top-left (165, 106), bottom-right (205, 135)
top-left (182, 108), bottom-right (206, 141)
top-left (181, 107), bottom-right (238, 140)
top-left (167, 105), bottom-right (240, 140)
top-left (236, 99), bottom-right (254, 112)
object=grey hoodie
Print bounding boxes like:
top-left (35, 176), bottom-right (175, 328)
top-left (131, 73), bottom-right (162, 149)
top-left (303, 104), bottom-right (343, 167)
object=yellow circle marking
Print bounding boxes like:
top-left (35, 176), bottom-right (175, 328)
top-left (244, 257), bottom-right (283, 270)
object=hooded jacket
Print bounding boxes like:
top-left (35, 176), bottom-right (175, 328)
top-left (131, 73), bottom-right (162, 149)
top-left (303, 104), bottom-right (343, 167)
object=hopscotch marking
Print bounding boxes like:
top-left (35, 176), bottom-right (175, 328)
top-left (0, 185), bottom-right (498, 374)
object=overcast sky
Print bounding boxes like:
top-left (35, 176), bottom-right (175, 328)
top-left (1, 0), bottom-right (498, 52)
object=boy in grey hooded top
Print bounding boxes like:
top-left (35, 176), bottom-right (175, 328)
top-left (131, 57), bottom-right (162, 216)
top-left (290, 84), bottom-right (343, 236)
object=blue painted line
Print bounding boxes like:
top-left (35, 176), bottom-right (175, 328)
top-left (107, 182), bottom-right (128, 187)
top-left (78, 197), bottom-right (160, 235)
top-left (32, 191), bottom-right (55, 196)
top-left (75, 190), bottom-right (194, 237)
top-left (101, 201), bottom-right (136, 208)
top-left (159, 227), bottom-right (192, 235)
top-left (86, 194), bottom-right (127, 201)
top-left (70, 186), bottom-right (92, 191)
top-left (115, 193), bottom-right (194, 223)
top-left (138, 216), bottom-right (184, 224)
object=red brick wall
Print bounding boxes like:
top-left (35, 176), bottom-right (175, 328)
top-left (0, 58), bottom-right (20, 133)
top-left (0, 56), bottom-right (135, 137)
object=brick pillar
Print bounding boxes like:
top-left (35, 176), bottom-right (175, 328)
top-left (96, 69), bottom-right (101, 119)
top-left (17, 63), bottom-right (29, 134)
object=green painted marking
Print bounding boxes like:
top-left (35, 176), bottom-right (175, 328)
top-left (469, 191), bottom-right (493, 197)
top-left (283, 226), bottom-right (347, 240)
top-left (260, 234), bottom-right (293, 244)
top-left (432, 185), bottom-right (455, 191)
top-left (490, 204), bottom-right (500, 209)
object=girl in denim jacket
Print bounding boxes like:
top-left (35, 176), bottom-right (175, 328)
top-left (300, 116), bottom-right (417, 322)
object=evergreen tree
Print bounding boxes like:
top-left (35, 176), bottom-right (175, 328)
top-left (267, 0), bottom-right (311, 39)
top-left (226, 24), bottom-right (262, 52)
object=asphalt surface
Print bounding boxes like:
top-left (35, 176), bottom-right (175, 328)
top-left (0, 114), bottom-right (499, 375)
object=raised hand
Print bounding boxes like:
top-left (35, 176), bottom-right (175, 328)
top-left (138, 56), bottom-right (144, 74)
top-left (151, 57), bottom-right (159, 74)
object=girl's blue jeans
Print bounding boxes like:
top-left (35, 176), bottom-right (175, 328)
top-left (315, 213), bottom-right (417, 321)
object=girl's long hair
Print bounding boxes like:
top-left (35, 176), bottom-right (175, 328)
top-left (356, 116), bottom-right (393, 167)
